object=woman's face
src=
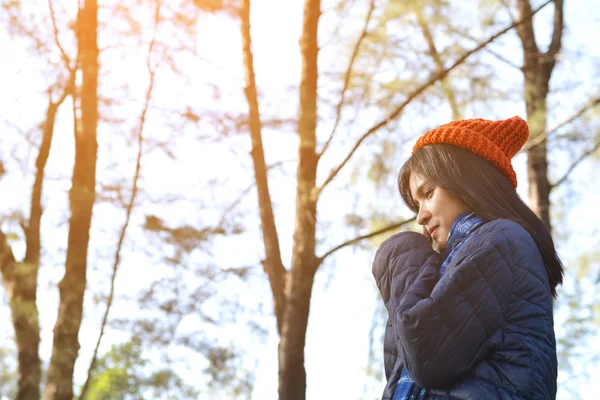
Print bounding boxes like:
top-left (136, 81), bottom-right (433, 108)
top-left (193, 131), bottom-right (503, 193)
top-left (409, 173), bottom-right (469, 252)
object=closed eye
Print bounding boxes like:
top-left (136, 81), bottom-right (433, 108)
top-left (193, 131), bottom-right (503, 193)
top-left (424, 188), bottom-right (434, 199)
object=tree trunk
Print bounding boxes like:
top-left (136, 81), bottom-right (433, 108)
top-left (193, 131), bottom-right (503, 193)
top-left (239, 0), bottom-right (321, 397)
top-left (278, 0), bottom-right (321, 398)
top-left (14, 99), bottom-right (60, 400)
top-left (43, 1), bottom-right (98, 399)
top-left (0, 233), bottom-right (40, 400)
top-left (516, 0), bottom-right (563, 232)
top-left (239, 0), bottom-right (287, 334)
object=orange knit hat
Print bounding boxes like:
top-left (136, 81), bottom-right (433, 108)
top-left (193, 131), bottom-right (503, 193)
top-left (412, 116), bottom-right (529, 188)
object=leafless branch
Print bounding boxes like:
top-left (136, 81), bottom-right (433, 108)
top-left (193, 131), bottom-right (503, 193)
top-left (546, 0), bottom-right (564, 59)
top-left (550, 141), bottom-right (600, 189)
top-left (521, 98), bottom-right (600, 152)
top-left (446, 26), bottom-right (521, 70)
top-left (215, 159), bottom-right (292, 225)
top-left (320, 0), bottom-right (359, 49)
top-left (542, 0), bottom-right (564, 80)
top-left (499, 0), bottom-right (516, 21)
top-left (318, 217), bottom-right (416, 263)
top-left (317, 0), bottom-right (553, 195)
top-left (318, 0), bottom-right (375, 160)
top-left (47, 0), bottom-right (73, 73)
top-left (415, 5), bottom-right (460, 119)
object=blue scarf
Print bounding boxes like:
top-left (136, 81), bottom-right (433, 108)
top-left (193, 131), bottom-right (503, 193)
top-left (392, 212), bottom-right (486, 400)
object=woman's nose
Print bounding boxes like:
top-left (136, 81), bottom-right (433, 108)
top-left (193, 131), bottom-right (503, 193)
top-left (417, 207), bottom-right (430, 226)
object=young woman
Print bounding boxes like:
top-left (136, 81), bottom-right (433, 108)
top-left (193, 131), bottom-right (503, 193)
top-left (372, 116), bottom-right (563, 400)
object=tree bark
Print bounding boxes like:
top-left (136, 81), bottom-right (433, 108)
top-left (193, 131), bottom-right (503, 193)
top-left (43, 1), bottom-right (98, 399)
top-left (516, 0), bottom-right (563, 231)
top-left (0, 230), bottom-right (40, 400)
top-left (278, 0), bottom-right (321, 399)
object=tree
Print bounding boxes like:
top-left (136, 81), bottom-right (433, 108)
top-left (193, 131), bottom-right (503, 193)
top-left (43, 0), bottom-right (98, 398)
top-left (515, 0), bottom-right (563, 230)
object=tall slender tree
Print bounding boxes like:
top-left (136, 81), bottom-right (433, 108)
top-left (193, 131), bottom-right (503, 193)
top-left (44, 0), bottom-right (98, 398)
top-left (515, 0), bottom-right (563, 231)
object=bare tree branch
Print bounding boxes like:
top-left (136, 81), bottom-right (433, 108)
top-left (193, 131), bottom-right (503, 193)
top-left (499, 0), bottom-right (516, 21)
top-left (521, 98), bottom-right (600, 152)
top-left (515, 0), bottom-right (539, 56)
top-left (542, 0), bottom-right (564, 81)
top-left (415, 5), bottom-right (460, 119)
top-left (318, 217), bottom-right (415, 263)
top-left (546, 0), bottom-right (564, 60)
top-left (317, 0), bottom-right (553, 195)
top-left (48, 0), bottom-right (73, 73)
top-left (320, 0), bottom-right (359, 50)
top-left (318, 0), bottom-right (375, 160)
top-left (446, 26), bottom-right (521, 70)
top-left (550, 141), bottom-right (600, 190)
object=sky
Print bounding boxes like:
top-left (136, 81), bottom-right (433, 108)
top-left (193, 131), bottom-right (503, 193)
top-left (1, 0), bottom-right (600, 399)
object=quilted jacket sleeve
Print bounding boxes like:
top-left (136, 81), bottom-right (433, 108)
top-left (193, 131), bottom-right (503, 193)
top-left (392, 226), bottom-right (513, 389)
top-left (372, 231), bottom-right (442, 309)
top-left (372, 232), bottom-right (442, 381)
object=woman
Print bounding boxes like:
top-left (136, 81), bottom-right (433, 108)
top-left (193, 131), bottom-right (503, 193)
top-left (372, 116), bottom-right (563, 400)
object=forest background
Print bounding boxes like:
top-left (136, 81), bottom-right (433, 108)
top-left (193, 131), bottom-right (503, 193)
top-left (0, 0), bottom-right (599, 399)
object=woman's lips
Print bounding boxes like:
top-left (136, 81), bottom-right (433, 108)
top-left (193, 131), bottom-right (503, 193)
top-left (429, 226), bottom-right (438, 238)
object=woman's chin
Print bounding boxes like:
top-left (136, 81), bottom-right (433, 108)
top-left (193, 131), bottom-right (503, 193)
top-left (437, 241), bottom-right (447, 253)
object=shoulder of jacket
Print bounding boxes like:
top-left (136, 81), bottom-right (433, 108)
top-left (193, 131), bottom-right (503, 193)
top-left (479, 219), bottom-right (531, 239)
top-left (470, 219), bottom-right (538, 256)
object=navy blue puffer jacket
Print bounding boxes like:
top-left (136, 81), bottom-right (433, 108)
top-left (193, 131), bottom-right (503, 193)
top-left (372, 219), bottom-right (557, 400)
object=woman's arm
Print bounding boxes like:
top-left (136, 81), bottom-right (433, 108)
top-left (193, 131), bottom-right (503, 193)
top-left (391, 228), bottom-right (513, 389)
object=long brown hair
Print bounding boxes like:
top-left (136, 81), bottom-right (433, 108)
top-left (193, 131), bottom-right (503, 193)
top-left (398, 144), bottom-right (563, 297)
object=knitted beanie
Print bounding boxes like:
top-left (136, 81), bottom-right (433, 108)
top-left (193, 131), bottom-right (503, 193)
top-left (412, 116), bottom-right (529, 188)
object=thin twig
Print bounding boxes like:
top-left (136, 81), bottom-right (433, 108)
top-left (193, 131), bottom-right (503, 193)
top-left (318, 217), bottom-right (415, 262)
top-left (318, 0), bottom-right (376, 160)
top-left (499, 0), bottom-right (516, 21)
top-left (78, 4), bottom-right (161, 399)
top-left (216, 159), bottom-right (291, 228)
top-left (521, 98), bottom-right (600, 152)
top-left (546, 0), bottom-right (564, 60)
top-left (320, 0), bottom-right (359, 49)
top-left (47, 0), bottom-right (73, 73)
top-left (317, 0), bottom-right (553, 196)
top-left (415, 5), bottom-right (460, 119)
top-left (446, 25), bottom-right (521, 70)
top-left (551, 141), bottom-right (600, 189)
